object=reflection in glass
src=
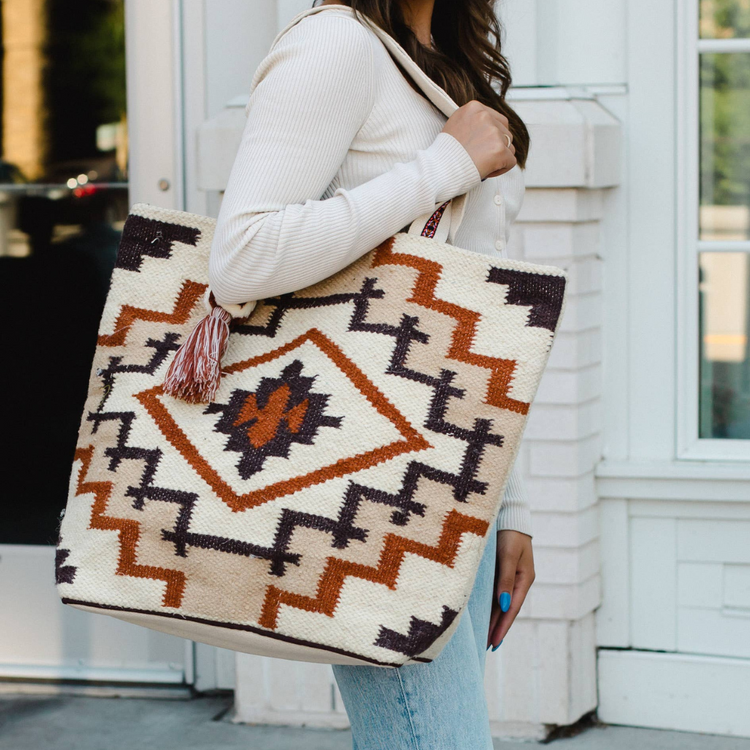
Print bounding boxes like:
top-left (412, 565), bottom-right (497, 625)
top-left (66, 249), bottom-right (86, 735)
top-left (699, 53), bottom-right (750, 242)
top-left (0, 0), bottom-right (128, 544)
top-left (699, 253), bottom-right (750, 438)
top-left (700, 0), bottom-right (750, 39)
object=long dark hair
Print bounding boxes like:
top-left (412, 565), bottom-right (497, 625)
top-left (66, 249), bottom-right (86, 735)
top-left (313, 0), bottom-right (530, 169)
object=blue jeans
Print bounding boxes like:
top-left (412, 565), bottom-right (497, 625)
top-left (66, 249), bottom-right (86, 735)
top-left (332, 529), bottom-right (498, 750)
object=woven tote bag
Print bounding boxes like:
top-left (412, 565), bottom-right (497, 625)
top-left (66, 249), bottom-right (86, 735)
top-left (55, 6), bottom-right (569, 667)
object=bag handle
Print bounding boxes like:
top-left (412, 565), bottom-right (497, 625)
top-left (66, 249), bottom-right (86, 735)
top-left (405, 193), bottom-right (467, 244)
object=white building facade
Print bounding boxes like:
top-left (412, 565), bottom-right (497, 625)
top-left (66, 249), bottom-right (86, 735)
top-left (2, 0), bottom-right (748, 741)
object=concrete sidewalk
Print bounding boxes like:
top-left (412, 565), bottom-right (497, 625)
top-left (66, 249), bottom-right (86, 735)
top-left (1, 693), bottom-right (749, 749)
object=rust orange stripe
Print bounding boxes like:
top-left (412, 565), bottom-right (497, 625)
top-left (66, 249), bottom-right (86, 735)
top-left (259, 508), bottom-right (488, 630)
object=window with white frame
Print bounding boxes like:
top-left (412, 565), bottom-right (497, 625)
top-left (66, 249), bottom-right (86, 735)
top-left (695, 1), bottom-right (750, 444)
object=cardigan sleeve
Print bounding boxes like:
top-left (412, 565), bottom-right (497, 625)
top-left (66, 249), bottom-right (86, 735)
top-left (495, 463), bottom-right (533, 537)
top-left (208, 14), bottom-right (482, 307)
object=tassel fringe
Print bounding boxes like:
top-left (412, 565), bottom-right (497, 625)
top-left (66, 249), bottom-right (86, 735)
top-left (163, 304), bottom-right (233, 404)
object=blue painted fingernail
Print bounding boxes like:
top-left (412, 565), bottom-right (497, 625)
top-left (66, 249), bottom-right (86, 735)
top-left (491, 643), bottom-right (500, 652)
top-left (499, 639), bottom-right (503, 646)
top-left (499, 592), bottom-right (511, 612)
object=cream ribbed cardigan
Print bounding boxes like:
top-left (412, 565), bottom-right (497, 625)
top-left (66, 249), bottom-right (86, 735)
top-left (208, 4), bottom-right (532, 537)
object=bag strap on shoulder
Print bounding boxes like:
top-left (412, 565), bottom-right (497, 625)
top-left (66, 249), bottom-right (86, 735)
top-left (272, 5), bottom-right (461, 118)
top-left (261, 4), bottom-right (470, 243)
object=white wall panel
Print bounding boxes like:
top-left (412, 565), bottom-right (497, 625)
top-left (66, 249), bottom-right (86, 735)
top-left (526, 472), bottom-right (599, 513)
top-left (536, 341), bottom-right (600, 399)
top-left (677, 607), bottom-right (750, 658)
top-left (629, 516), bottom-right (677, 650)
top-left (677, 562), bottom-right (723, 608)
top-left (497, 0), bottom-right (539, 86)
top-left (595, 498), bottom-right (630, 647)
top-left (204, 0), bottom-right (277, 117)
top-left (724, 564), bottom-right (750, 609)
top-left (234, 654), bottom-right (348, 729)
top-left (678, 520), bottom-right (750, 564)
top-left (125, 0), bottom-right (181, 208)
top-left (0, 546), bottom-right (184, 683)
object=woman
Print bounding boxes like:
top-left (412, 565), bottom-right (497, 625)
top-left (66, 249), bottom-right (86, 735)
top-left (209, 1), bottom-right (535, 746)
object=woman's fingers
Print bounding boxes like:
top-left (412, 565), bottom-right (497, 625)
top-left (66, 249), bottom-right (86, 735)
top-left (441, 100), bottom-right (517, 179)
top-left (487, 601), bottom-right (502, 649)
top-left (487, 558), bottom-right (502, 649)
top-left (487, 109), bottom-right (515, 150)
top-left (488, 530), bottom-right (535, 650)
top-left (490, 562), bottom-right (533, 647)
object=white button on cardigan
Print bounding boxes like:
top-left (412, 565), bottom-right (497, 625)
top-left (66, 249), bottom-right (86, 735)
top-left (208, 6), bottom-right (532, 537)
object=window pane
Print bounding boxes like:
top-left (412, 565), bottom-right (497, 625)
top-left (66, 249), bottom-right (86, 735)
top-left (699, 52), bottom-right (750, 241)
top-left (0, 0), bottom-right (128, 544)
top-left (700, 0), bottom-right (750, 39)
top-left (699, 252), bottom-right (750, 439)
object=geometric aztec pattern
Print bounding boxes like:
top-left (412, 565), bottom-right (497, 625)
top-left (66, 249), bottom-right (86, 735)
top-left (56, 202), bottom-right (567, 667)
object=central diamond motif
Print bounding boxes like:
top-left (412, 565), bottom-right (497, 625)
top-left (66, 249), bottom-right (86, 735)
top-left (205, 360), bottom-right (343, 480)
top-left (137, 330), bottom-right (431, 512)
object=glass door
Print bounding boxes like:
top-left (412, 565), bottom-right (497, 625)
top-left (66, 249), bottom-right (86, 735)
top-left (0, 0), bottom-right (189, 684)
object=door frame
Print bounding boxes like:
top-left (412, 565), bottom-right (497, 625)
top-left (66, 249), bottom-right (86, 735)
top-left (0, 0), bottom-right (203, 689)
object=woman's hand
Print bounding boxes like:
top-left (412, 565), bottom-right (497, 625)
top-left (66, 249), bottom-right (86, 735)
top-left (441, 100), bottom-right (517, 180)
top-left (487, 529), bottom-right (535, 650)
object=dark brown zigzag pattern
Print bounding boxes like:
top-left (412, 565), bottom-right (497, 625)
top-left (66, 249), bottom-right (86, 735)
top-left (258, 509), bottom-right (489, 630)
top-left (86, 407), bottom-right (346, 574)
top-left (70, 447), bottom-right (187, 607)
top-left (373, 237), bottom-right (536, 415)
top-left (96, 332), bottom-right (181, 412)
top-left (98, 280), bottom-right (206, 347)
top-left (55, 549), bottom-right (77, 585)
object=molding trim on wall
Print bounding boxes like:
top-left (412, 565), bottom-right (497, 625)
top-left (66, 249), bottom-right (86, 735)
top-left (513, 97), bottom-right (622, 189)
top-left (508, 84), bottom-right (628, 101)
top-left (596, 459), bottom-right (750, 500)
